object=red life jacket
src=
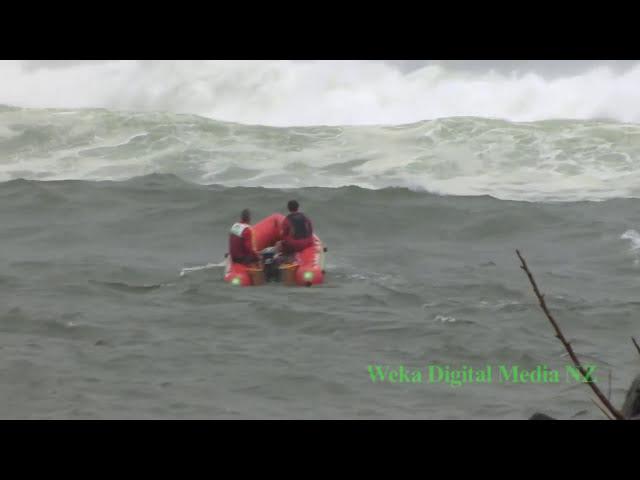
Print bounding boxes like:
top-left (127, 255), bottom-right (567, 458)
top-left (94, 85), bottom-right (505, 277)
top-left (229, 222), bottom-right (255, 261)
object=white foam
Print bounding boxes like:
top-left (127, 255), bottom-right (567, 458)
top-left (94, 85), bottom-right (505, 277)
top-left (179, 261), bottom-right (226, 277)
top-left (2, 105), bottom-right (640, 201)
top-left (621, 230), bottom-right (640, 265)
top-left (3, 60), bottom-right (640, 126)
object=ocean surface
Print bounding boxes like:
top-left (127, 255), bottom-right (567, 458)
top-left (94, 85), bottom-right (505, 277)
top-left (1, 103), bottom-right (640, 419)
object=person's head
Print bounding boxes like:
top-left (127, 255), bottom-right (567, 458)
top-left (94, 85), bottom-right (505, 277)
top-left (241, 208), bottom-right (251, 223)
top-left (287, 200), bottom-right (299, 212)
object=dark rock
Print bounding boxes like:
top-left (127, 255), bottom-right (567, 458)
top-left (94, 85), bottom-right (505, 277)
top-left (528, 412), bottom-right (557, 420)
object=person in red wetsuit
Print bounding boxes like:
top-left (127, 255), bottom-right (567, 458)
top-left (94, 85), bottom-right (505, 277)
top-left (228, 209), bottom-right (260, 265)
top-left (280, 200), bottom-right (314, 254)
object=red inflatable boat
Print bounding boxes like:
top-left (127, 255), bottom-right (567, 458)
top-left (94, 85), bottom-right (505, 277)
top-left (223, 213), bottom-right (326, 287)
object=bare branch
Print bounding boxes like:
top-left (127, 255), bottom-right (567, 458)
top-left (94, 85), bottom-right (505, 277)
top-left (591, 398), bottom-right (615, 420)
top-left (516, 249), bottom-right (625, 421)
top-left (632, 337), bottom-right (640, 357)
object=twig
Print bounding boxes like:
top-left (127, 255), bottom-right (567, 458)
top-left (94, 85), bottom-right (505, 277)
top-left (632, 337), bottom-right (640, 357)
top-left (591, 398), bottom-right (615, 420)
top-left (608, 369), bottom-right (612, 403)
top-left (516, 249), bottom-right (625, 421)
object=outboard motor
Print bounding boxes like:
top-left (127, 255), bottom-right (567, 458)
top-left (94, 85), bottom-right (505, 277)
top-left (261, 247), bottom-right (280, 282)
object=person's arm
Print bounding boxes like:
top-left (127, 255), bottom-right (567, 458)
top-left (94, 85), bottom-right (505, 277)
top-left (281, 218), bottom-right (290, 239)
top-left (306, 218), bottom-right (313, 236)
